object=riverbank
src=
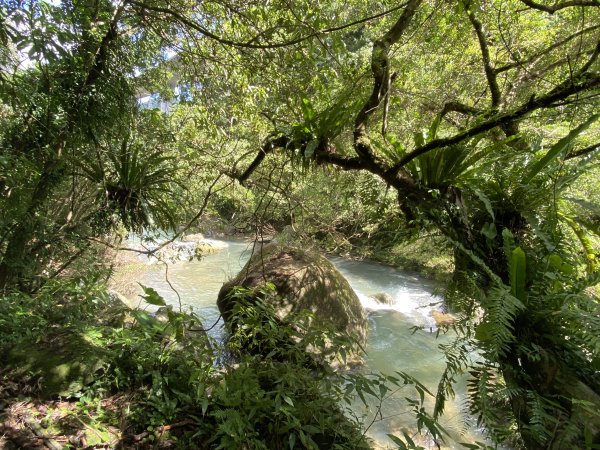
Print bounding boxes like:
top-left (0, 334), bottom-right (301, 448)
top-left (315, 230), bottom-right (454, 285)
top-left (0, 267), bottom-right (389, 449)
top-left (1, 233), bottom-right (482, 449)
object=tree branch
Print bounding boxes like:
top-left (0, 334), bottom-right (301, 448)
top-left (354, 0), bottom-right (422, 164)
top-left (518, 0), bottom-right (600, 14)
top-left (128, 0), bottom-right (412, 50)
top-left (494, 24), bottom-right (600, 74)
top-left (466, 4), bottom-right (501, 107)
top-left (233, 133), bottom-right (367, 185)
top-left (387, 72), bottom-right (600, 176)
top-left (565, 142), bottom-right (600, 160)
top-left (578, 39), bottom-right (600, 74)
top-left (441, 101), bottom-right (482, 117)
top-left (314, 152), bottom-right (365, 170)
top-left (236, 135), bottom-right (291, 183)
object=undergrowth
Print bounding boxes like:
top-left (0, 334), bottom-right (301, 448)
top-left (0, 276), bottom-right (444, 449)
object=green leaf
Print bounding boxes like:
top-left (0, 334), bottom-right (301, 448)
top-left (402, 431), bottom-right (416, 447)
top-left (472, 188), bottom-right (495, 221)
top-left (522, 114), bottom-right (599, 183)
top-left (548, 254), bottom-right (563, 270)
top-left (475, 321), bottom-right (493, 343)
top-left (502, 228), bottom-right (515, 260)
top-left (480, 222), bottom-right (497, 240)
top-left (305, 139), bottom-right (318, 158)
top-left (387, 434), bottom-right (409, 449)
top-left (283, 395), bottom-right (294, 406)
top-left (300, 97), bottom-right (315, 123)
top-left (139, 284), bottom-right (166, 306)
top-left (509, 247), bottom-right (527, 303)
top-left (413, 131), bottom-right (426, 147)
top-left (379, 382), bottom-right (388, 399)
top-left (428, 114), bottom-right (442, 141)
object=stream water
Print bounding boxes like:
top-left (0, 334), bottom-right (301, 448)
top-left (138, 239), bottom-right (492, 449)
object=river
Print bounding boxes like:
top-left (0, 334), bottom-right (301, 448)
top-left (138, 239), bottom-right (494, 449)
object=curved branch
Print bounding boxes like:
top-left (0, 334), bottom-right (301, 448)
top-left (128, 0), bottom-right (412, 50)
top-left (387, 72), bottom-right (600, 176)
top-left (519, 0), bottom-right (600, 14)
top-left (441, 101), bottom-right (482, 117)
top-left (233, 133), bottom-right (366, 184)
top-left (467, 4), bottom-right (501, 107)
top-left (354, 0), bottom-right (422, 163)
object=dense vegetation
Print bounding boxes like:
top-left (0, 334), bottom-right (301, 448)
top-left (1, 0), bottom-right (599, 448)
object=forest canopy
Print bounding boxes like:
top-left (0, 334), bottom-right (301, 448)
top-left (1, 0), bottom-right (599, 448)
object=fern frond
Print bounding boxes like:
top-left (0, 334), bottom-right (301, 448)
top-left (481, 286), bottom-right (524, 359)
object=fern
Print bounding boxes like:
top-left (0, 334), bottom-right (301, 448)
top-left (434, 334), bottom-right (473, 419)
top-left (467, 361), bottom-right (515, 443)
top-left (478, 286), bottom-right (524, 359)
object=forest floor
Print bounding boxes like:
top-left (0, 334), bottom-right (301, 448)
top-left (0, 389), bottom-right (186, 449)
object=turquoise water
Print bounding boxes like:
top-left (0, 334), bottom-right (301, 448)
top-left (138, 240), bottom-right (493, 449)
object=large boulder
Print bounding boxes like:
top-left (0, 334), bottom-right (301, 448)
top-left (217, 243), bottom-right (368, 350)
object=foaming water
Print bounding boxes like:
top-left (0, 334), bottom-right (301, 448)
top-left (136, 240), bottom-right (493, 449)
top-left (329, 256), bottom-right (442, 329)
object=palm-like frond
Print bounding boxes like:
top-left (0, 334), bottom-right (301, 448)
top-left (81, 124), bottom-right (181, 232)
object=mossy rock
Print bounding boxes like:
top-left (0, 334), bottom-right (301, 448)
top-left (217, 243), bottom-right (368, 349)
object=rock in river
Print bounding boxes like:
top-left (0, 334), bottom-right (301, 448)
top-left (217, 243), bottom-right (368, 357)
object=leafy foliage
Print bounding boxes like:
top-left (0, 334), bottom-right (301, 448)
top-left (80, 112), bottom-right (183, 232)
top-left (2, 0), bottom-right (600, 448)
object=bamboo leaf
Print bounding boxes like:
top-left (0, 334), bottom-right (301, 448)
top-left (387, 434), bottom-right (409, 449)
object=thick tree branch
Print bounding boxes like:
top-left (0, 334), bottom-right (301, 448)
top-left (354, 0), bottom-right (422, 164)
top-left (518, 0), bottom-right (600, 14)
top-left (314, 152), bottom-right (365, 170)
top-left (441, 101), bottom-right (482, 117)
top-left (467, 5), bottom-right (501, 107)
top-left (236, 135), bottom-right (291, 183)
top-left (387, 72), bottom-right (600, 176)
top-left (128, 0), bottom-right (411, 49)
top-left (82, 2), bottom-right (126, 89)
top-left (233, 134), bottom-right (366, 184)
